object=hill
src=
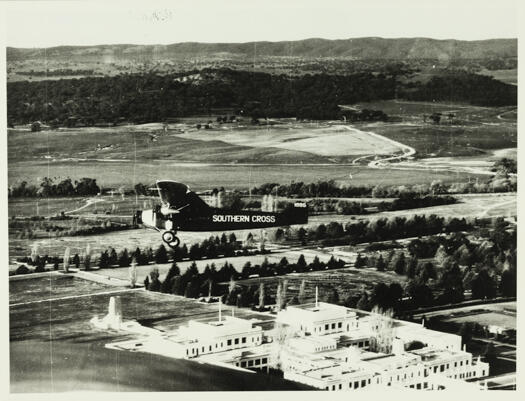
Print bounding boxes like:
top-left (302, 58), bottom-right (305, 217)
top-left (7, 37), bottom-right (517, 61)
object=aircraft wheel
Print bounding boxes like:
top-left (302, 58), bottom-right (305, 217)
top-left (162, 231), bottom-right (175, 244)
top-left (168, 236), bottom-right (180, 249)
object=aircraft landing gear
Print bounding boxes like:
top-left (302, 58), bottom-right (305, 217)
top-left (162, 230), bottom-right (180, 249)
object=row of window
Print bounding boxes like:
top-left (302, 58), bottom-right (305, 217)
top-left (234, 357), bottom-right (268, 368)
top-left (327, 377), bottom-right (372, 391)
top-left (186, 335), bottom-right (261, 356)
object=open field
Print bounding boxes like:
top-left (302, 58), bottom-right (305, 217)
top-left (445, 312), bottom-right (516, 330)
top-left (9, 274), bottom-right (125, 305)
top-left (478, 69), bottom-right (518, 86)
top-left (8, 159), bottom-right (486, 191)
top-left (235, 267), bottom-right (406, 305)
top-left (184, 124), bottom-right (401, 157)
top-left (9, 275), bottom-right (270, 342)
top-left (360, 122), bottom-right (516, 158)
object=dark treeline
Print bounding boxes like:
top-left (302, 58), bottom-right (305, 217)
top-left (145, 254), bottom-right (346, 307)
top-left (7, 68), bottom-right (516, 125)
top-left (405, 71), bottom-right (517, 107)
top-left (305, 194), bottom-right (457, 215)
top-left (292, 213), bottom-right (476, 248)
top-left (9, 177), bottom-right (100, 197)
top-left (250, 177), bottom-right (516, 199)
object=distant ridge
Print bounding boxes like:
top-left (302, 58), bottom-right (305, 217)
top-left (7, 37), bottom-right (517, 61)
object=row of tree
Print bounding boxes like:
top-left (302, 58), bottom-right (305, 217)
top-left (250, 176), bottom-right (515, 199)
top-left (9, 177), bottom-right (100, 197)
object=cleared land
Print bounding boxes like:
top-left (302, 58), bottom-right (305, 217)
top-left (8, 160), bottom-right (486, 192)
top-left (185, 124), bottom-right (401, 157)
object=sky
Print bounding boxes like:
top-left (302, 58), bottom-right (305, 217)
top-left (2, 0), bottom-right (520, 48)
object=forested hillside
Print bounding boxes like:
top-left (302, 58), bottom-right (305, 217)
top-left (7, 68), bottom-right (517, 125)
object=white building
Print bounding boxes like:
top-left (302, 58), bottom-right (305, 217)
top-left (274, 302), bottom-right (489, 391)
top-left (99, 298), bottom-right (490, 391)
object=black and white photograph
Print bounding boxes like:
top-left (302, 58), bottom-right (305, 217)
top-left (2, 0), bottom-right (520, 394)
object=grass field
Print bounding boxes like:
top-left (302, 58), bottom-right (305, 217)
top-left (235, 267), bottom-right (406, 305)
top-left (8, 159), bottom-right (486, 191)
top-left (9, 274), bottom-right (124, 304)
top-left (8, 275), bottom-right (269, 342)
top-left (185, 124), bottom-right (401, 157)
top-left (359, 123), bottom-right (516, 158)
top-left (478, 69), bottom-right (518, 86)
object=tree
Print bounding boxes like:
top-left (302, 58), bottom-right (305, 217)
top-left (471, 269), bottom-right (497, 300)
top-left (325, 287), bottom-right (339, 304)
top-left (154, 245), bottom-right (168, 264)
top-left (393, 252), bottom-right (406, 275)
top-left (356, 292), bottom-right (371, 311)
top-left (148, 268), bottom-right (161, 292)
top-left (189, 243), bottom-right (202, 260)
top-left (406, 256), bottom-right (418, 279)
top-left (296, 254), bottom-right (307, 272)
top-left (161, 262), bottom-right (181, 293)
top-left (118, 249), bottom-right (131, 267)
top-left (457, 321), bottom-right (472, 345)
top-left (499, 268), bottom-right (516, 297)
top-left (297, 227), bottom-right (307, 245)
top-left (375, 254), bottom-right (386, 271)
top-left (98, 251), bottom-right (109, 269)
top-left (143, 276), bottom-right (150, 290)
top-left (417, 261), bottom-right (436, 283)
top-left (434, 245), bottom-right (448, 267)
top-left (354, 253), bottom-right (366, 268)
top-left (482, 342), bottom-right (498, 364)
top-left (438, 261), bottom-right (464, 303)
top-left (406, 280), bottom-right (434, 307)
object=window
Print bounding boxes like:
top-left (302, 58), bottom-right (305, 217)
top-left (361, 380), bottom-right (366, 387)
top-left (338, 322), bottom-right (342, 328)
top-left (202, 347), bottom-right (204, 352)
top-left (241, 361), bottom-right (247, 367)
top-left (325, 324), bottom-right (329, 330)
top-left (331, 323), bottom-right (336, 329)
top-left (227, 340), bottom-right (232, 346)
top-left (262, 358), bottom-right (268, 364)
top-left (235, 338), bottom-right (239, 345)
top-left (354, 381), bottom-right (359, 389)
top-left (332, 385), bottom-right (335, 391)
top-left (242, 337), bottom-right (246, 343)
top-left (349, 382), bottom-right (352, 388)
top-left (454, 362), bottom-right (457, 367)
top-left (440, 365), bottom-right (445, 372)
top-left (339, 384), bottom-right (342, 390)
top-left (248, 360), bottom-right (254, 367)
top-left (365, 340), bottom-right (369, 346)
top-left (209, 346), bottom-right (212, 352)
top-left (368, 379), bottom-right (371, 384)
